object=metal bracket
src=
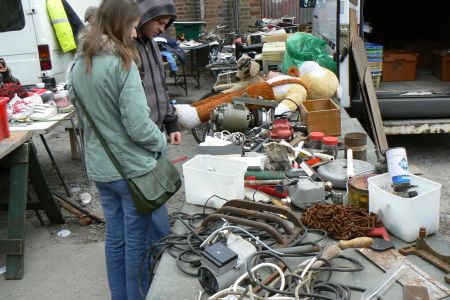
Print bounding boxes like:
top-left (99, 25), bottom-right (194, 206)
top-left (399, 227), bottom-right (450, 283)
top-left (232, 95), bottom-right (278, 108)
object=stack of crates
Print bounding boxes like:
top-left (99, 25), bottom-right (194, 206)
top-left (262, 42), bottom-right (286, 72)
top-left (365, 43), bottom-right (383, 88)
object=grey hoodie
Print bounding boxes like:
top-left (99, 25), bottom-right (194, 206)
top-left (135, 0), bottom-right (179, 133)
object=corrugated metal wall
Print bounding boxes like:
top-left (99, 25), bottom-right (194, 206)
top-left (299, 7), bottom-right (314, 24)
top-left (261, 0), bottom-right (314, 24)
top-left (261, 0), bottom-right (299, 20)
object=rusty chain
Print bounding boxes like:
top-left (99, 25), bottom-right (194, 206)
top-left (301, 204), bottom-right (380, 240)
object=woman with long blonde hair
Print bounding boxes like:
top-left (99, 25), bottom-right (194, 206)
top-left (68, 0), bottom-right (167, 299)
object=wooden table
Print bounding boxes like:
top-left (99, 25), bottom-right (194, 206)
top-left (0, 131), bottom-right (64, 280)
top-left (8, 111), bottom-right (81, 196)
top-left (0, 131), bottom-right (33, 160)
top-left (9, 111), bottom-right (75, 134)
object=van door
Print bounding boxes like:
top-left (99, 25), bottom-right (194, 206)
top-left (312, 0), bottom-right (356, 108)
top-left (0, 0), bottom-right (41, 85)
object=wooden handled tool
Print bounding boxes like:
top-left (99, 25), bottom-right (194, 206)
top-left (313, 237), bottom-right (374, 268)
top-left (338, 237), bottom-right (373, 249)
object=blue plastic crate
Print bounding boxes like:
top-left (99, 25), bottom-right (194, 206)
top-left (365, 43), bottom-right (383, 58)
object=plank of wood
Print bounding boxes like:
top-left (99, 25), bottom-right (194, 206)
top-left (0, 131), bottom-right (33, 160)
top-left (351, 37), bottom-right (389, 155)
top-left (364, 68), bottom-right (389, 153)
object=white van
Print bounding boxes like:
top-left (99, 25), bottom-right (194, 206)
top-left (312, 0), bottom-right (450, 134)
top-left (0, 0), bottom-right (98, 86)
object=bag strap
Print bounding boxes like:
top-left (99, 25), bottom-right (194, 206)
top-left (71, 72), bottom-right (130, 181)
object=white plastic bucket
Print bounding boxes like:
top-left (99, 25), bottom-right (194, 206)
top-left (368, 173), bottom-right (441, 242)
top-left (183, 155), bottom-right (247, 208)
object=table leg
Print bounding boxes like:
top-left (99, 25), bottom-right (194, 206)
top-left (196, 49), bottom-right (201, 88)
top-left (39, 134), bottom-right (71, 197)
top-left (29, 143), bottom-right (64, 224)
top-left (69, 118), bottom-right (89, 186)
top-left (2, 144), bottom-right (29, 279)
top-left (182, 64), bottom-right (188, 96)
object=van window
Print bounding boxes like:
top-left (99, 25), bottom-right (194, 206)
top-left (0, 0), bottom-right (25, 32)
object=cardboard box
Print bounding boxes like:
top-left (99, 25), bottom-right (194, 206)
top-left (383, 51), bottom-right (418, 81)
top-left (432, 49), bottom-right (450, 82)
top-left (262, 34), bottom-right (287, 43)
top-left (262, 42), bottom-right (286, 66)
top-left (404, 40), bottom-right (447, 69)
top-left (299, 98), bottom-right (341, 136)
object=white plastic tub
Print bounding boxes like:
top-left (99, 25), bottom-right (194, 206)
top-left (183, 155), bottom-right (247, 208)
top-left (368, 173), bottom-right (441, 242)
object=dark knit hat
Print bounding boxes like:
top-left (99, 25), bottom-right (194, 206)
top-left (136, 0), bottom-right (177, 30)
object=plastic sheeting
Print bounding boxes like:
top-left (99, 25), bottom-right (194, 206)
top-left (282, 32), bottom-right (337, 74)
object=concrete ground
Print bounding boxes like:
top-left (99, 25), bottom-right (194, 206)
top-left (0, 72), bottom-right (449, 299)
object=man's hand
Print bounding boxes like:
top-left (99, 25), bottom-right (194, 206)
top-left (169, 131), bottom-right (182, 145)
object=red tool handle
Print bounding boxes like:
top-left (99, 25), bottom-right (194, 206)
top-left (245, 176), bottom-right (288, 198)
top-left (367, 226), bottom-right (391, 241)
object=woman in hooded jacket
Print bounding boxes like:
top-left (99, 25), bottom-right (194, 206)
top-left (68, 0), bottom-right (166, 299)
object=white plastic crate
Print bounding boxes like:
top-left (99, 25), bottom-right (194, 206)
top-left (368, 173), bottom-right (441, 242)
top-left (182, 155), bottom-right (247, 208)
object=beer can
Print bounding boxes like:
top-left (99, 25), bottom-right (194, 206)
top-left (386, 147), bottom-right (410, 186)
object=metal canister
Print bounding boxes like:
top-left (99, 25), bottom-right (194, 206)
top-left (344, 132), bottom-right (367, 161)
top-left (386, 147), bottom-right (410, 186)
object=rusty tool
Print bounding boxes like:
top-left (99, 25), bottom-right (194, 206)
top-left (358, 248), bottom-right (450, 299)
top-left (312, 237), bottom-right (374, 269)
top-left (53, 192), bottom-right (105, 224)
top-left (399, 227), bottom-right (450, 284)
top-left (196, 199), bottom-right (303, 248)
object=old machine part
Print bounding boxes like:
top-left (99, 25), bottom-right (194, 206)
top-left (270, 118), bottom-right (294, 141)
top-left (317, 158), bottom-right (375, 189)
top-left (294, 154), bottom-right (343, 204)
top-left (210, 101), bottom-right (273, 133)
top-left (196, 200), bottom-right (304, 248)
top-left (399, 227), bottom-right (450, 284)
top-left (198, 242), bottom-right (242, 294)
top-left (358, 248), bottom-right (450, 299)
top-left (287, 178), bottom-right (326, 209)
top-left (211, 102), bottom-right (254, 132)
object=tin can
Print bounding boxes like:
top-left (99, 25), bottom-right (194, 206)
top-left (386, 147), bottom-right (410, 186)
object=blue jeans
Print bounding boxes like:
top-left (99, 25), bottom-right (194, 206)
top-left (95, 180), bottom-right (170, 300)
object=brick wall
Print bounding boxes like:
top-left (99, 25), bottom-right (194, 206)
top-left (169, 0), bottom-right (262, 40)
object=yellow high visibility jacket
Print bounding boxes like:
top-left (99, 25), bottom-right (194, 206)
top-left (47, 0), bottom-right (76, 52)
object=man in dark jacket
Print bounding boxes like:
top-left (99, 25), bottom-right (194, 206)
top-left (135, 0), bottom-right (182, 146)
top-left (135, 0), bottom-right (181, 252)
